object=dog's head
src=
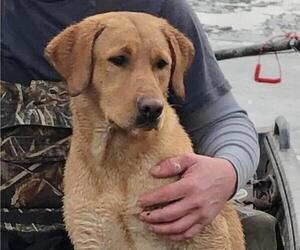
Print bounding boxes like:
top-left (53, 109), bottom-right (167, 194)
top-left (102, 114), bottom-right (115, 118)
top-left (45, 12), bottom-right (194, 131)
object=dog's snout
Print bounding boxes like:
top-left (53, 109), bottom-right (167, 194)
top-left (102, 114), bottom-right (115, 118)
top-left (136, 96), bottom-right (163, 129)
top-left (137, 97), bottom-right (163, 119)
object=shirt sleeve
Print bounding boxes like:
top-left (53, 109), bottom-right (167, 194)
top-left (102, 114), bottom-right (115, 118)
top-left (181, 92), bottom-right (260, 190)
top-left (160, 0), bottom-right (231, 114)
top-left (160, 0), bottom-right (260, 190)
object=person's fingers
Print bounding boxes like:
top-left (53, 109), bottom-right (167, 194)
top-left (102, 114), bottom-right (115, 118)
top-left (167, 223), bottom-right (205, 241)
top-left (150, 154), bottom-right (197, 178)
top-left (148, 210), bottom-right (200, 235)
top-left (137, 178), bottom-right (188, 208)
top-left (139, 195), bottom-right (198, 223)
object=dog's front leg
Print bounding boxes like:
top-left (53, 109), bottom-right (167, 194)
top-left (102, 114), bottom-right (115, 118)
top-left (64, 200), bottom-right (132, 250)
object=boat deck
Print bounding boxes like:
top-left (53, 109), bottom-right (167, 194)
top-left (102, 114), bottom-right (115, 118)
top-left (219, 52), bottom-right (300, 160)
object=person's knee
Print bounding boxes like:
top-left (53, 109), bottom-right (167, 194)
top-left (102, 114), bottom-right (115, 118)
top-left (243, 210), bottom-right (277, 232)
top-left (239, 209), bottom-right (278, 250)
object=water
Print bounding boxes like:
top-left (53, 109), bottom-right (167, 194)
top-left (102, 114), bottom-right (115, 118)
top-left (187, 0), bottom-right (300, 49)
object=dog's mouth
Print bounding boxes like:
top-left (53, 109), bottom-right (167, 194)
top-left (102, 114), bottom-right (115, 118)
top-left (106, 107), bottom-right (164, 133)
top-left (108, 117), bottom-right (161, 133)
top-left (107, 118), bottom-right (159, 133)
top-left (136, 122), bottom-right (159, 131)
top-left (135, 116), bottom-right (161, 131)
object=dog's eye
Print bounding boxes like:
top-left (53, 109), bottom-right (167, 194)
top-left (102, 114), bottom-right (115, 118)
top-left (108, 55), bottom-right (127, 66)
top-left (156, 59), bottom-right (168, 70)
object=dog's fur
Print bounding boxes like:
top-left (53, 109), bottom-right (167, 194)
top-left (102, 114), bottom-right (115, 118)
top-left (46, 12), bottom-right (245, 250)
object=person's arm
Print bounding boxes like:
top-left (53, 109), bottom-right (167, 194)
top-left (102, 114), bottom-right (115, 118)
top-left (160, 0), bottom-right (259, 190)
top-left (138, 0), bottom-right (259, 241)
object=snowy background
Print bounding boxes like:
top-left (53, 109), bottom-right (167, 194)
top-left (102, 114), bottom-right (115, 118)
top-left (188, 0), bottom-right (300, 49)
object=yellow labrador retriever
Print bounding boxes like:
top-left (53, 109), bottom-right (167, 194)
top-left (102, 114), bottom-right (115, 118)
top-left (46, 12), bottom-right (245, 250)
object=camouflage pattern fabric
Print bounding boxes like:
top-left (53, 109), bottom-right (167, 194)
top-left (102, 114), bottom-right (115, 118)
top-left (1, 208), bottom-right (65, 232)
top-left (1, 80), bottom-right (72, 232)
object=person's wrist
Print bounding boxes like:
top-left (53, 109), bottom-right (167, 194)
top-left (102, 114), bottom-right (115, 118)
top-left (214, 157), bottom-right (238, 200)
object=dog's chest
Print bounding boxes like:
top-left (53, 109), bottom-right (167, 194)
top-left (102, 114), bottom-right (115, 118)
top-left (100, 153), bottom-right (174, 196)
top-left (97, 137), bottom-right (188, 214)
top-left (92, 156), bottom-right (183, 249)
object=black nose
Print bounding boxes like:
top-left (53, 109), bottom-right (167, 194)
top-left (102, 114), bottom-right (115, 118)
top-left (136, 96), bottom-right (163, 128)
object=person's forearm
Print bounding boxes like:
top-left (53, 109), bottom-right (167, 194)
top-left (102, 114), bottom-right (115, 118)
top-left (180, 92), bottom-right (260, 190)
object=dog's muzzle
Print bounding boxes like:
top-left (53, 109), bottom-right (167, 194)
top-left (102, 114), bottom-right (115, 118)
top-left (136, 96), bottom-right (163, 130)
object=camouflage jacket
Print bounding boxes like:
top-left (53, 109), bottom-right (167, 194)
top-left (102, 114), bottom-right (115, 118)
top-left (1, 80), bottom-right (72, 232)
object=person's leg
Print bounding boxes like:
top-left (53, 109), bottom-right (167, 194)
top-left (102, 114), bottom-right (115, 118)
top-left (237, 206), bottom-right (278, 250)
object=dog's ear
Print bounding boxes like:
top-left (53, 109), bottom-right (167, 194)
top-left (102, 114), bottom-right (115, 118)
top-left (162, 25), bottom-right (195, 99)
top-left (45, 20), bottom-right (105, 97)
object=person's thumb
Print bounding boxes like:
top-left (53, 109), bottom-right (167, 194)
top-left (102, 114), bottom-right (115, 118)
top-left (150, 154), bottom-right (196, 178)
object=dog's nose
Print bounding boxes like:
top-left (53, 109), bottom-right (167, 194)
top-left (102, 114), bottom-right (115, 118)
top-left (137, 97), bottom-right (163, 119)
top-left (136, 97), bottom-right (163, 128)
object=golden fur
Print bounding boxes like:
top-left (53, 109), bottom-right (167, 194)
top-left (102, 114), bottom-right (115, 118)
top-left (46, 12), bottom-right (245, 250)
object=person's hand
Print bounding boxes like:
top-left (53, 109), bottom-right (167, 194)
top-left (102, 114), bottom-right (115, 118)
top-left (137, 153), bottom-right (237, 241)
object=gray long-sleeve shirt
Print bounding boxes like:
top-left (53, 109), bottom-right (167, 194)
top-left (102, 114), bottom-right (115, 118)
top-left (1, 0), bottom-right (260, 190)
top-left (160, 0), bottom-right (260, 190)
top-left (181, 92), bottom-right (259, 190)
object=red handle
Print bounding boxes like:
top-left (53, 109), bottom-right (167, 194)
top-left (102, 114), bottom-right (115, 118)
top-left (254, 64), bottom-right (281, 84)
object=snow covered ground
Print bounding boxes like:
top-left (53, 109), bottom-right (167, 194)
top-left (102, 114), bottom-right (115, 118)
top-left (188, 0), bottom-right (300, 49)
